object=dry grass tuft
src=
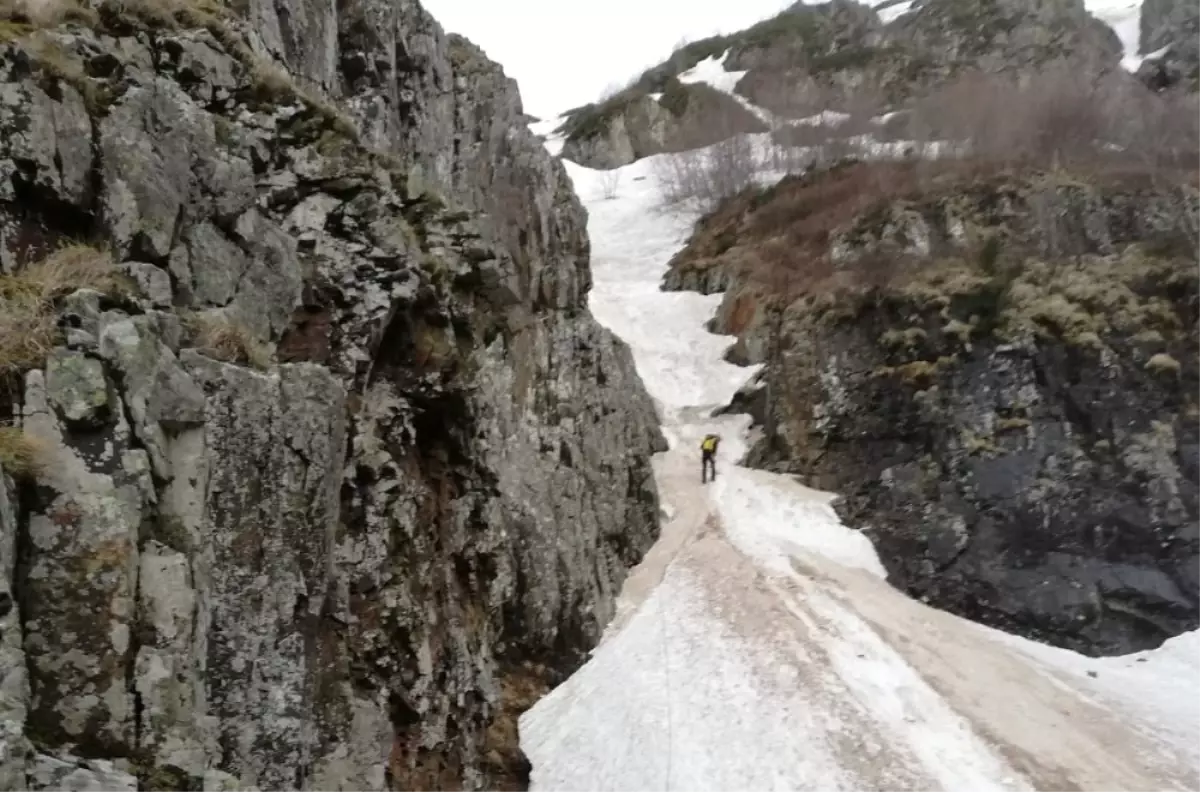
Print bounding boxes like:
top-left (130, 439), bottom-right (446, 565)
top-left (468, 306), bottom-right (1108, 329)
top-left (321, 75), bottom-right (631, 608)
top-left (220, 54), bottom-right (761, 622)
top-left (0, 0), bottom-right (97, 32)
top-left (0, 291), bottom-right (57, 375)
top-left (98, 0), bottom-right (226, 30)
top-left (0, 244), bottom-right (126, 375)
top-left (0, 426), bottom-right (45, 478)
top-left (1, 0), bottom-right (106, 105)
top-left (1144, 352), bottom-right (1181, 376)
top-left (1, 243), bottom-right (127, 300)
top-left (187, 313), bottom-right (272, 369)
top-left (247, 57), bottom-right (358, 137)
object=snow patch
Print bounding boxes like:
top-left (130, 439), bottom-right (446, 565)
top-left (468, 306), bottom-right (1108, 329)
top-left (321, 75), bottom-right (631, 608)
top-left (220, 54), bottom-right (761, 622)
top-left (1083, 0), bottom-right (1146, 71)
top-left (676, 51), bottom-right (747, 96)
top-left (796, 110), bottom-right (852, 127)
top-left (527, 115), bottom-right (566, 156)
top-left (714, 468), bottom-right (887, 579)
top-left (878, 0), bottom-right (916, 24)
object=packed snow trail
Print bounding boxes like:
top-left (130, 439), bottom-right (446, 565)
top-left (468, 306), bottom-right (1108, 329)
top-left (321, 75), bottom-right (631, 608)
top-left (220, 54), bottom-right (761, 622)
top-left (517, 148), bottom-right (1200, 791)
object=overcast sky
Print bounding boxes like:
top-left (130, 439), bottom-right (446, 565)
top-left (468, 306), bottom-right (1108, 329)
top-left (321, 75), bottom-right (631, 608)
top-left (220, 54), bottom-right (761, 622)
top-left (422, 0), bottom-right (793, 119)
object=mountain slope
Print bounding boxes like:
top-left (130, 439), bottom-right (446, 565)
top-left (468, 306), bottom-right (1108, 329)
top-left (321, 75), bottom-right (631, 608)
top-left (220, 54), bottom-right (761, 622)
top-left (555, 0), bottom-right (1147, 169)
top-left (518, 142), bottom-right (1199, 792)
top-left (1137, 0), bottom-right (1200, 89)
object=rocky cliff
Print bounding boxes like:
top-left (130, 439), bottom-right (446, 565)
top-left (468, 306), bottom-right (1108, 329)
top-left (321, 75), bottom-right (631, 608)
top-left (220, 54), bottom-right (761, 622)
top-left (1137, 0), bottom-right (1199, 91)
top-left (557, 0), bottom-right (1126, 169)
top-left (0, 0), bottom-right (665, 789)
top-left (664, 161), bottom-right (1199, 657)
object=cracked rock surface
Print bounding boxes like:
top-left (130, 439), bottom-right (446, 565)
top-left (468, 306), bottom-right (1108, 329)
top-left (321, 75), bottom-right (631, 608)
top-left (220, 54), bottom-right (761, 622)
top-left (0, 0), bottom-right (664, 788)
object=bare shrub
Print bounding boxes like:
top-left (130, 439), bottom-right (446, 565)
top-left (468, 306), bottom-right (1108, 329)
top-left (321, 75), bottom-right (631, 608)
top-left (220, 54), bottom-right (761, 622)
top-left (186, 312), bottom-right (272, 369)
top-left (0, 426), bottom-right (44, 479)
top-left (599, 168), bottom-right (621, 200)
top-left (0, 244), bottom-right (127, 375)
top-left (0, 0), bottom-right (96, 30)
top-left (653, 133), bottom-right (763, 210)
top-left (905, 61), bottom-right (1199, 249)
top-left (1124, 90), bottom-right (1200, 249)
top-left (703, 162), bottom-right (930, 300)
top-left (767, 120), bottom-right (861, 173)
top-left (652, 103), bottom-right (768, 209)
top-left (741, 68), bottom-right (893, 175)
top-left (904, 59), bottom-right (1199, 173)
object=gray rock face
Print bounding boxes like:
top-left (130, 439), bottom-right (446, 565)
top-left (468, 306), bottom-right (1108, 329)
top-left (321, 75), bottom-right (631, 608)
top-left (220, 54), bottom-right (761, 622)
top-left (884, 0), bottom-right (1121, 76)
top-left (0, 0), bottom-right (663, 788)
top-left (1137, 0), bottom-right (1200, 91)
top-left (0, 476), bottom-right (30, 790)
top-left (559, 86), bottom-right (767, 170)
top-left (665, 165), bottom-right (1199, 656)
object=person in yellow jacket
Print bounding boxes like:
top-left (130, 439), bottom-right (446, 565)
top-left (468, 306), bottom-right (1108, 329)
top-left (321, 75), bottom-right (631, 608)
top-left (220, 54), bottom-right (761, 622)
top-left (700, 433), bottom-right (720, 483)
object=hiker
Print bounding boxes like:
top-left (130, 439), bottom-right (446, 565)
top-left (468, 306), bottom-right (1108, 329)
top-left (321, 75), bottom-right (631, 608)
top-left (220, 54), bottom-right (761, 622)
top-left (700, 433), bottom-right (720, 484)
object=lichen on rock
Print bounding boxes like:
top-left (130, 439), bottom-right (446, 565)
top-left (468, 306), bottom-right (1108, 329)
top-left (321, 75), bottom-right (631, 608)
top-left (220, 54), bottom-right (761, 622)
top-left (0, 0), bottom-right (664, 788)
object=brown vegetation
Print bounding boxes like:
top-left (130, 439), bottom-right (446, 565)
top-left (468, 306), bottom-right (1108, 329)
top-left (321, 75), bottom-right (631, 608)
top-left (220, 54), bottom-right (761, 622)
top-left (666, 55), bottom-right (1198, 303)
top-left (186, 312), bottom-right (272, 369)
top-left (0, 0), bottom-right (96, 33)
top-left (651, 103), bottom-right (767, 210)
top-left (905, 61), bottom-right (1200, 173)
top-left (652, 55), bottom-right (1199, 230)
top-left (0, 244), bottom-right (127, 376)
top-left (0, 426), bottom-right (44, 478)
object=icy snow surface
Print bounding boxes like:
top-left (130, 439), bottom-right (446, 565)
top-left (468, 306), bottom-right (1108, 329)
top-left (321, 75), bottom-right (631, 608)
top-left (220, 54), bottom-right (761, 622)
top-left (519, 95), bottom-right (1199, 792)
top-left (529, 115), bottom-right (567, 156)
top-left (1083, 0), bottom-right (1148, 71)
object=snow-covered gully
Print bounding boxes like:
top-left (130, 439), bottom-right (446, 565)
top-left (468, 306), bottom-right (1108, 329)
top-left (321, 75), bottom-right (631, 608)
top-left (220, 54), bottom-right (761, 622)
top-left (516, 142), bottom-right (1200, 790)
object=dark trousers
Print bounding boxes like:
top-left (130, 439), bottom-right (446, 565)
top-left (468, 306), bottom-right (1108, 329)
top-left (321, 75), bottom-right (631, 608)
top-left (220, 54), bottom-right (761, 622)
top-left (701, 450), bottom-right (716, 483)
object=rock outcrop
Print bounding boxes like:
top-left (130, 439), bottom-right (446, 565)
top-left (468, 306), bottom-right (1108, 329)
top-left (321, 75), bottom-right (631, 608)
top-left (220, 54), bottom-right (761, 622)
top-left (558, 82), bottom-right (766, 170)
top-left (665, 161), bottom-right (1199, 657)
top-left (0, 0), bottom-right (664, 788)
top-left (1137, 0), bottom-right (1200, 91)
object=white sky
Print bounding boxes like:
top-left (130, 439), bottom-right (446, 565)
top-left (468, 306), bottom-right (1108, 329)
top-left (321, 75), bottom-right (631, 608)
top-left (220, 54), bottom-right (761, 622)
top-left (421, 0), bottom-right (793, 120)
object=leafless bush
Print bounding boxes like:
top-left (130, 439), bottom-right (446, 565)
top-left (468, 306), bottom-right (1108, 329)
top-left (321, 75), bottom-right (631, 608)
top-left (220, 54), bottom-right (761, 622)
top-left (742, 69), bottom-right (894, 175)
top-left (766, 118), bottom-right (864, 172)
top-left (652, 106), bottom-right (768, 210)
top-left (653, 134), bottom-right (762, 210)
top-left (904, 61), bottom-right (1199, 249)
top-left (1114, 86), bottom-right (1199, 170)
top-left (658, 75), bottom-right (888, 195)
top-left (907, 60), bottom-right (1132, 169)
top-left (599, 168), bottom-right (621, 200)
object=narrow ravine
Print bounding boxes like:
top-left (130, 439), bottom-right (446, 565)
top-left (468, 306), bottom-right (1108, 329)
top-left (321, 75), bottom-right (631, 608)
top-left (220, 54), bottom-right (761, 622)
top-left (517, 141), bottom-right (1200, 791)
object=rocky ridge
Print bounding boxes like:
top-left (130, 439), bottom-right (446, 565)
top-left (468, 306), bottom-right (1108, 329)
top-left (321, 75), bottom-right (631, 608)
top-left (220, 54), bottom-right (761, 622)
top-left (1137, 0), bottom-right (1200, 90)
top-left (0, 0), bottom-right (664, 789)
top-left (556, 0), bottom-right (1150, 169)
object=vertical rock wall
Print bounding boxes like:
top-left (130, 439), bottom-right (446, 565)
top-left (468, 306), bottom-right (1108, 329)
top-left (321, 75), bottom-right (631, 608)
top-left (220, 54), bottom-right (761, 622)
top-left (0, 0), bottom-right (664, 788)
